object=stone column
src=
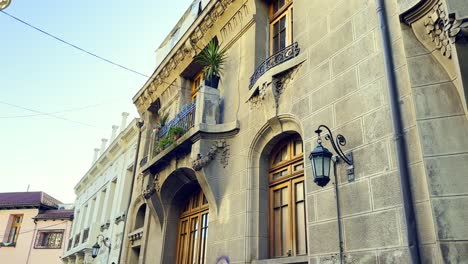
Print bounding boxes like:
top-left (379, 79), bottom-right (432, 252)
top-left (92, 148), bottom-right (100, 164)
top-left (110, 125), bottom-right (119, 141)
top-left (100, 139), bottom-right (108, 155)
top-left (120, 112), bottom-right (130, 132)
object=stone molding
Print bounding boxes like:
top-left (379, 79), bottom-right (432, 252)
top-left (424, 1), bottom-right (468, 58)
top-left (192, 140), bottom-right (229, 171)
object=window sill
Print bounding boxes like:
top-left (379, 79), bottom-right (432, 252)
top-left (252, 255), bottom-right (308, 264)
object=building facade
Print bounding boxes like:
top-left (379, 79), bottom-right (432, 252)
top-left (122, 0), bottom-right (468, 263)
top-left (62, 116), bottom-right (139, 264)
top-left (0, 192), bottom-right (73, 264)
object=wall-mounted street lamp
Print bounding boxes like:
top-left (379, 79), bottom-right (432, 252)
top-left (309, 124), bottom-right (354, 264)
top-left (309, 125), bottom-right (354, 186)
top-left (92, 234), bottom-right (111, 260)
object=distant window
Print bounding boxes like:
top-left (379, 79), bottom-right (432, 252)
top-left (3, 215), bottom-right (23, 246)
top-left (269, 0), bottom-right (293, 54)
top-left (191, 72), bottom-right (204, 102)
top-left (34, 229), bottom-right (64, 249)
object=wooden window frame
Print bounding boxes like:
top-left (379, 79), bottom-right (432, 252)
top-left (5, 214), bottom-right (23, 245)
top-left (176, 190), bottom-right (209, 264)
top-left (269, 0), bottom-right (293, 55)
top-left (34, 229), bottom-right (64, 249)
top-left (268, 135), bottom-right (307, 258)
top-left (191, 72), bottom-right (204, 102)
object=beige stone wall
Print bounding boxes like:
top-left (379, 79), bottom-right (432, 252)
top-left (125, 0), bottom-right (468, 263)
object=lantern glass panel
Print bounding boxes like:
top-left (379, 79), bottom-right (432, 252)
top-left (313, 155), bottom-right (323, 177)
top-left (323, 155), bottom-right (331, 178)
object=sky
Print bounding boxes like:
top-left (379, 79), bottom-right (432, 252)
top-left (0, 0), bottom-right (194, 203)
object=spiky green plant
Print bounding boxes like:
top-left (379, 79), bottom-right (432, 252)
top-left (196, 40), bottom-right (227, 81)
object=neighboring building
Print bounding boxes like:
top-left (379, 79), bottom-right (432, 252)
top-left (61, 114), bottom-right (139, 264)
top-left (122, 0), bottom-right (468, 263)
top-left (0, 192), bottom-right (73, 264)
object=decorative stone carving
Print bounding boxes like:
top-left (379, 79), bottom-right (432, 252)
top-left (192, 140), bottom-right (229, 171)
top-left (424, 1), bottom-right (468, 58)
top-left (143, 174), bottom-right (159, 199)
top-left (249, 81), bottom-right (270, 109)
top-left (248, 64), bottom-right (301, 110)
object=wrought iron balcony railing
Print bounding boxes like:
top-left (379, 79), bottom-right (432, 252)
top-left (153, 102), bottom-right (196, 157)
top-left (249, 42), bottom-right (300, 89)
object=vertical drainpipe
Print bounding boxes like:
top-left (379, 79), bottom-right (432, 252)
top-left (116, 120), bottom-right (144, 263)
top-left (375, 1), bottom-right (421, 263)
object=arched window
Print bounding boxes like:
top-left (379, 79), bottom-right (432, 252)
top-left (269, 135), bottom-right (306, 257)
top-left (176, 188), bottom-right (209, 264)
top-left (134, 205), bottom-right (146, 230)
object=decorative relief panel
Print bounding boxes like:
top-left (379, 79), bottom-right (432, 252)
top-left (192, 140), bottom-right (230, 171)
top-left (424, 1), bottom-right (468, 58)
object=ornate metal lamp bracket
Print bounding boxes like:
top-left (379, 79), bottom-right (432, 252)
top-left (315, 125), bottom-right (355, 182)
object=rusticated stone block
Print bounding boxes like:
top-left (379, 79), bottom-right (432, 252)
top-left (344, 210), bottom-right (399, 250)
top-left (426, 154), bottom-right (468, 196)
top-left (433, 197), bottom-right (468, 240)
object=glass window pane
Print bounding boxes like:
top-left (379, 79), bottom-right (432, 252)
top-left (293, 163), bottom-right (304, 172)
top-left (282, 206), bottom-right (289, 256)
top-left (295, 182), bottom-right (304, 202)
top-left (324, 156), bottom-right (331, 178)
top-left (274, 209), bottom-right (281, 256)
top-left (281, 187), bottom-right (289, 206)
top-left (295, 201), bottom-right (307, 255)
top-left (294, 140), bottom-right (303, 155)
top-left (274, 189), bottom-right (281, 208)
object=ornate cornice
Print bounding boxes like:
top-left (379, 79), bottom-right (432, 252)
top-left (134, 0), bottom-right (237, 113)
top-left (192, 140), bottom-right (229, 171)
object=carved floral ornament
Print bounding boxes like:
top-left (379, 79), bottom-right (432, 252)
top-left (248, 64), bottom-right (301, 109)
top-left (192, 140), bottom-right (230, 171)
top-left (136, 0), bottom-right (237, 112)
top-left (424, 1), bottom-right (468, 58)
top-left (143, 174), bottom-right (159, 199)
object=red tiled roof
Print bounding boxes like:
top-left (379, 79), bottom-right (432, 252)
top-left (34, 209), bottom-right (74, 220)
top-left (0, 192), bottom-right (62, 209)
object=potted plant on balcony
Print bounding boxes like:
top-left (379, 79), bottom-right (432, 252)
top-left (153, 112), bottom-right (169, 136)
top-left (196, 40), bottom-right (227, 89)
top-left (169, 126), bottom-right (185, 140)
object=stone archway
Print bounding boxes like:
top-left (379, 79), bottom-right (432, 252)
top-left (245, 114), bottom-right (304, 260)
top-left (158, 167), bottom-right (217, 264)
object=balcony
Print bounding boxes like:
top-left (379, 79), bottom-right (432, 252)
top-left (143, 84), bottom-right (239, 174)
top-left (128, 227), bottom-right (144, 246)
top-left (152, 102), bottom-right (196, 157)
top-left (249, 42), bottom-right (300, 89)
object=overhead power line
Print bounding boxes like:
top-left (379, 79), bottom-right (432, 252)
top-left (1, 10), bottom-right (150, 78)
top-left (0, 100), bottom-right (98, 128)
top-left (0, 97), bottom-right (127, 119)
